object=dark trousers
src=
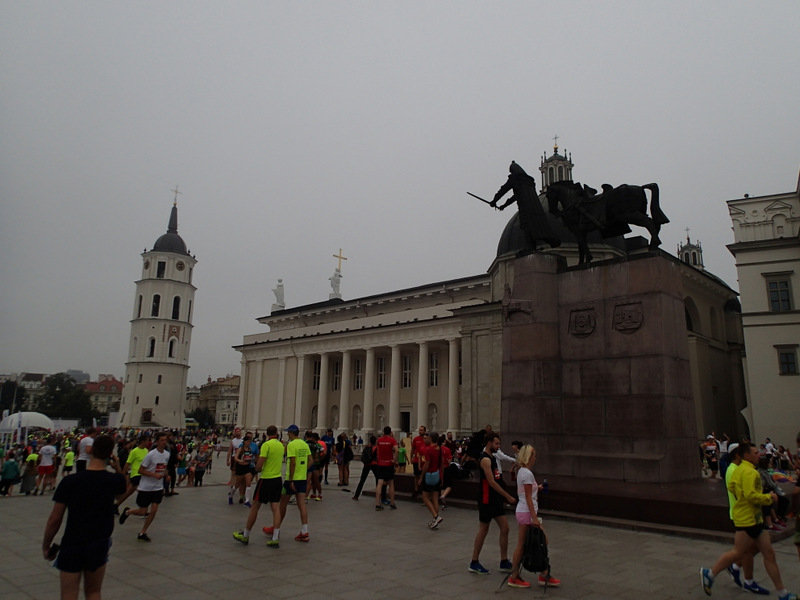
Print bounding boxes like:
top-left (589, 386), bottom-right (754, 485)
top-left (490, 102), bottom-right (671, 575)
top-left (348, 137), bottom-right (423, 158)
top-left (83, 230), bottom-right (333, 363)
top-left (353, 464), bottom-right (386, 500)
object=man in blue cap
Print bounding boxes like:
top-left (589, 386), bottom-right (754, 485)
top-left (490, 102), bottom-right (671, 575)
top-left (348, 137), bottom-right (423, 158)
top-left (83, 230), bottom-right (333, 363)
top-left (277, 425), bottom-right (311, 543)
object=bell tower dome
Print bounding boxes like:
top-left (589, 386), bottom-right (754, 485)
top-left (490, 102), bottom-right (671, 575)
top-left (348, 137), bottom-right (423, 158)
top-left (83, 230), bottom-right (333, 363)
top-left (119, 192), bottom-right (197, 429)
top-left (539, 136), bottom-right (574, 191)
top-left (677, 229), bottom-right (704, 271)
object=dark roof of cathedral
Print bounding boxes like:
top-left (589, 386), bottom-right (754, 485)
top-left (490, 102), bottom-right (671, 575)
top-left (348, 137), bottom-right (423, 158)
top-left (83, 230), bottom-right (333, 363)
top-left (152, 204), bottom-right (189, 255)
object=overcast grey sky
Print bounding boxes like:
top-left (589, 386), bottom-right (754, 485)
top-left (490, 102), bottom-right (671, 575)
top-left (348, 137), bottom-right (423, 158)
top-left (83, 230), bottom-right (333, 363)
top-left (2, 2), bottom-right (798, 387)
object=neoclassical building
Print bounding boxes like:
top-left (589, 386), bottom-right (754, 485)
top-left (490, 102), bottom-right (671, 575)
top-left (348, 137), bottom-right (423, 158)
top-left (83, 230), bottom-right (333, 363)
top-left (727, 171), bottom-right (800, 447)
top-left (119, 200), bottom-right (197, 429)
top-left (236, 149), bottom-right (747, 440)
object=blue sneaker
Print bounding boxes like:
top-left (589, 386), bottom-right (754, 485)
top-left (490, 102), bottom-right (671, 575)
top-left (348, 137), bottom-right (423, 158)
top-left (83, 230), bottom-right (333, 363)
top-left (700, 568), bottom-right (714, 596)
top-left (469, 561), bottom-right (489, 575)
top-left (727, 565), bottom-right (742, 587)
top-left (499, 559), bottom-right (513, 572)
top-left (778, 593), bottom-right (797, 600)
top-left (743, 580), bottom-right (770, 595)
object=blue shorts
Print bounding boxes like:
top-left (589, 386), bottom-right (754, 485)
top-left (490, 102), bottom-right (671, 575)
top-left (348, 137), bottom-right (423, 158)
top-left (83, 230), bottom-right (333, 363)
top-left (282, 480), bottom-right (307, 496)
top-left (55, 539), bottom-right (110, 573)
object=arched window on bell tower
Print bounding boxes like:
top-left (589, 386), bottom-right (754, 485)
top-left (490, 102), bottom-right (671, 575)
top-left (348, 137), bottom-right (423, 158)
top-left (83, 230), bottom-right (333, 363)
top-left (677, 230), bottom-right (704, 272)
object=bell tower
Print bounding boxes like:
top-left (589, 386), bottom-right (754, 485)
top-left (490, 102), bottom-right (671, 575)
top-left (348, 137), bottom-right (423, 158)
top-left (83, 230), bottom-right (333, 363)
top-left (539, 136), bottom-right (574, 191)
top-left (119, 194), bottom-right (197, 429)
top-left (677, 229), bottom-right (704, 271)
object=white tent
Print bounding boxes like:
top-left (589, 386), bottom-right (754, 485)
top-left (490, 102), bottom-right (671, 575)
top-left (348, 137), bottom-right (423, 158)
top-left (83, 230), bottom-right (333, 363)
top-left (0, 411), bottom-right (54, 432)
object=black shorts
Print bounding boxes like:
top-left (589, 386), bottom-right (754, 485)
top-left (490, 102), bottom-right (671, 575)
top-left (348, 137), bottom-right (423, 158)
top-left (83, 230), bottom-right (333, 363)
top-left (255, 477), bottom-right (282, 504)
top-left (413, 463), bottom-right (422, 476)
top-left (55, 538), bottom-right (110, 573)
top-left (376, 466), bottom-right (395, 481)
top-left (136, 489), bottom-right (164, 507)
top-left (478, 500), bottom-right (506, 524)
top-left (129, 475), bottom-right (141, 487)
top-left (235, 464), bottom-right (255, 477)
top-left (736, 524), bottom-right (765, 540)
top-left (62, 466), bottom-right (73, 473)
top-left (282, 480), bottom-right (307, 496)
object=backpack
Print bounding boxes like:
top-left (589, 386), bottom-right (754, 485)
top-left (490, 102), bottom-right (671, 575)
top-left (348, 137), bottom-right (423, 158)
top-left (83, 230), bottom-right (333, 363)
top-left (522, 526), bottom-right (549, 574)
top-left (360, 445), bottom-right (372, 465)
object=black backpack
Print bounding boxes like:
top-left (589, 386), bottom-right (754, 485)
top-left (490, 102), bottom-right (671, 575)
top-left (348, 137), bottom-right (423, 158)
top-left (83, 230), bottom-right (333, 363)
top-left (522, 526), bottom-right (549, 574)
top-left (360, 446), bottom-right (372, 465)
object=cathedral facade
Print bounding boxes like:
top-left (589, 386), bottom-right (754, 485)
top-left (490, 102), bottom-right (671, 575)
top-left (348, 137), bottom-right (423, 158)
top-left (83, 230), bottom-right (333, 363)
top-left (236, 150), bottom-right (747, 441)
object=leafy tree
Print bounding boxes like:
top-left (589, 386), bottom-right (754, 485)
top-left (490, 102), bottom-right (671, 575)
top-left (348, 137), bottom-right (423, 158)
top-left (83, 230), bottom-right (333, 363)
top-left (0, 380), bottom-right (27, 414)
top-left (36, 373), bottom-right (100, 426)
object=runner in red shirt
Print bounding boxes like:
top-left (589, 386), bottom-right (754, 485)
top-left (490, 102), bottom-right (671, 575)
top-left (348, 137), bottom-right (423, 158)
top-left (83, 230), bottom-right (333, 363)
top-left (374, 426), bottom-right (398, 511)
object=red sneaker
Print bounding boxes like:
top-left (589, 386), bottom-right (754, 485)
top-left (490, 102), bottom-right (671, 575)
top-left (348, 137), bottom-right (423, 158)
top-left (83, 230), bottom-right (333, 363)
top-left (262, 527), bottom-right (274, 535)
top-left (294, 532), bottom-right (309, 542)
top-left (507, 576), bottom-right (531, 588)
top-left (538, 574), bottom-right (561, 587)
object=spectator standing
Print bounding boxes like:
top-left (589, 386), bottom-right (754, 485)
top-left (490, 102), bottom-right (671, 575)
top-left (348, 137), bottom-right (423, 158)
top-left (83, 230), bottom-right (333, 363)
top-left (469, 431), bottom-right (515, 575)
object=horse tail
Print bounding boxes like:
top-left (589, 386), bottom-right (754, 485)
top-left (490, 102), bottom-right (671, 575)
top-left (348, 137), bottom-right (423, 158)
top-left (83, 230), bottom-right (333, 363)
top-left (643, 183), bottom-right (669, 225)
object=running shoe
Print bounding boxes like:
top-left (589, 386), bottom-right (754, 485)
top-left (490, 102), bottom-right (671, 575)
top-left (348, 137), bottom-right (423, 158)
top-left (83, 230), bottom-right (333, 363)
top-left (294, 532), bottom-right (309, 542)
top-left (743, 581), bottom-right (770, 595)
top-left (538, 574), bottom-right (561, 587)
top-left (262, 526), bottom-right (274, 536)
top-left (266, 539), bottom-right (280, 549)
top-left (389, 503), bottom-right (397, 510)
top-left (431, 515), bottom-right (443, 529)
top-left (726, 565), bottom-right (742, 587)
top-left (778, 594), bottom-right (798, 600)
top-left (468, 561), bottom-right (489, 575)
top-left (508, 576), bottom-right (531, 588)
top-left (700, 568), bottom-right (713, 596)
top-left (381, 498), bottom-right (391, 505)
top-left (228, 494), bottom-right (233, 505)
top-left (119, 508), bottom-right (129, 525)
top-left (375, 505), bottom-right (384, 511)
top-left (137, 533), bottom-right (152, 542)
top-left (499, 559), bottom-right (513, 572)
top-left (440, 497), bottom-right (447, 510)
top-left (315, 495), bottom-right (323, 501)
top-left (239, 497), bottom-right (244, 504)
top-left (232, 531), bottom-right (249, 545)
top-left (244, 501), bottom-right (252, 508)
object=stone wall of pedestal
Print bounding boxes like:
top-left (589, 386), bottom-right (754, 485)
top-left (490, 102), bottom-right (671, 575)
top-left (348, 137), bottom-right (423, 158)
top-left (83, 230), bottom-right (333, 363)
top-left (501, 252), bottom-right (700, 483)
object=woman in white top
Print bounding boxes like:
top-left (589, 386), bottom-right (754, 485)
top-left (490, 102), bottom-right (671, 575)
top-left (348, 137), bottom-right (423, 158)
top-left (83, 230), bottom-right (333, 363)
top-left (508, 444), bottom-right (560, 589)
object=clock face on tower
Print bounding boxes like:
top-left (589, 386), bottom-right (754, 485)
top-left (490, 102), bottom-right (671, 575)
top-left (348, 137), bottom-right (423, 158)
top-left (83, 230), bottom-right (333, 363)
top-left (176, 261), bottom-right (185, 271)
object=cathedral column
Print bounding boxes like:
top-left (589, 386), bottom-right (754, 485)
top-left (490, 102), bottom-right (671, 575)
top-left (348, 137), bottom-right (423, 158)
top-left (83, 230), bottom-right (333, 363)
top-left (389, 345), bottom-right (402, 432)
top-left (448, 338), bottom-right (460, 432)
top-left (251, 359), bottom-right (263, 428)
top-left (339, 350), bottom-right (351, 430)
top-left (363, 347), bottom-right (375, 434)
top-left (416, 341), bottom-right (428, 430)
top-left (237, 357), bottom-right (247, 428)
top-left (294, 355), bottom-right (306, 426)
top-left (276, 357), bottom-right (286, 427)
top-left (317, 353), bottom-right (329, 432)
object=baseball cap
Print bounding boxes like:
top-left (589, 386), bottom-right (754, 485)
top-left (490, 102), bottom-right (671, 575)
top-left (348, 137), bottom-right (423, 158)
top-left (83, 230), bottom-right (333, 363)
top-left (285, 424), bottom-right (299, 433)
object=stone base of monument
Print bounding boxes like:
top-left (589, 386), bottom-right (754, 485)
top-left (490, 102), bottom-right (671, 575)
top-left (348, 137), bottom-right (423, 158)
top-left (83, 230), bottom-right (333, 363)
top-left (500, 251), bottom-right (700, 483)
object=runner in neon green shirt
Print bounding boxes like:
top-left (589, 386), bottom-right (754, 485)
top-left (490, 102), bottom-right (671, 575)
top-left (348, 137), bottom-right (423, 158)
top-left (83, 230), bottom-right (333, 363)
top-left (232, 425), bottom-right (285, 546)
top-left (278, 425), bottom-right (310, 544)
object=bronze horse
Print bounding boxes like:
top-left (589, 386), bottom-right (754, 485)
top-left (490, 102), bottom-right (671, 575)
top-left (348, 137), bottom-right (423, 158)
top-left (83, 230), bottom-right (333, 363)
top-left (545, 180), bottom-right (669, 264)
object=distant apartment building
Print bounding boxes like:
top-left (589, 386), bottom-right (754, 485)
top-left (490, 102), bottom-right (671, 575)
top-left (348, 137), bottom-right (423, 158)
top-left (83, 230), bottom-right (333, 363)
top-left (198, 375), bottom-right (240, 425)
top-left (85, 374), bottom-right (123, 415)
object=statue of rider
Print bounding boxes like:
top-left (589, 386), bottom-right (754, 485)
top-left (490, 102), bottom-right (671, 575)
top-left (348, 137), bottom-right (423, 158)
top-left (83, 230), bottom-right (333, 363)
top-left (490, 161), bottom-right (561, 249)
